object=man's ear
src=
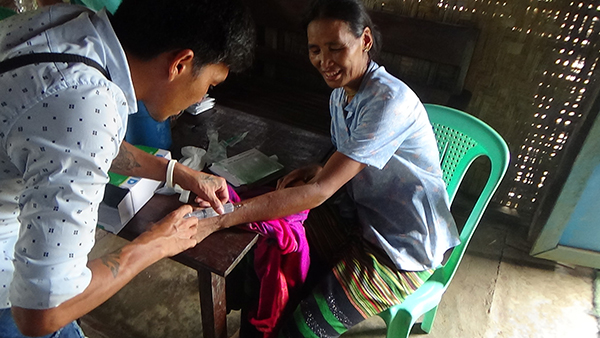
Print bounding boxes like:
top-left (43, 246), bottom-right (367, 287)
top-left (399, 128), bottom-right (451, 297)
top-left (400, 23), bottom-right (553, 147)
top-left (168, 49), bottom-right (195, 81)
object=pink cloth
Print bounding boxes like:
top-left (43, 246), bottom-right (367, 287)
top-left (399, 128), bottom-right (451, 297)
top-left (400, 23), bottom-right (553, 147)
top-left (228, 186), bottom-right (310, 336)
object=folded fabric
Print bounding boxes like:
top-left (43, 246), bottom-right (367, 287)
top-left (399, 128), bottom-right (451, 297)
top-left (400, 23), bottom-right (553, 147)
top-left (228, 186), bottom-right (310, 337)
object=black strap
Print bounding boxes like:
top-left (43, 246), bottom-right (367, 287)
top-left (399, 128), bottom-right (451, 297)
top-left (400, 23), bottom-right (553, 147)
top-left (0, 52), bottom-right (111, 81)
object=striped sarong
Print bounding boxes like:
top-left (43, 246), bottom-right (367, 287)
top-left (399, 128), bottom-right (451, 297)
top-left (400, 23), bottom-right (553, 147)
top-left (277, 203), bottom-right (434, 338)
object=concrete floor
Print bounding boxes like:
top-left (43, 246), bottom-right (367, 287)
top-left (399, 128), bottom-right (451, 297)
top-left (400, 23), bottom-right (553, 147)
top-left (79, 205), bottom-right (600, 338)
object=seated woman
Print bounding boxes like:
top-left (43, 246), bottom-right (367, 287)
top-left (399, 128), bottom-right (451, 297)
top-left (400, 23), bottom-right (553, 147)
top-left (197, 0), bottom-right (460, 336)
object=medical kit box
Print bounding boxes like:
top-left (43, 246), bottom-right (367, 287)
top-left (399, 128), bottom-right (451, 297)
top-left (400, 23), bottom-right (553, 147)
top-left (97, 146), bottom-right (171, 234)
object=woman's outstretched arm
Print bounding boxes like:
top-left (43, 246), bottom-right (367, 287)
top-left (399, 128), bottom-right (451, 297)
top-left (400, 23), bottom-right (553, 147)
top-left (195, 151), bottom-right (366, 239)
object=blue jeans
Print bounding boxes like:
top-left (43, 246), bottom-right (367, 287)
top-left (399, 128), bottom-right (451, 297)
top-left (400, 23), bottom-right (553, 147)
top-left (0, 308), bottom-right (85, 338)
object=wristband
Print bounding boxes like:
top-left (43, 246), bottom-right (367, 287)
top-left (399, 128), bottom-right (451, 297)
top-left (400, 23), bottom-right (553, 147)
top-left (166, 159), bottom-right (177, 188)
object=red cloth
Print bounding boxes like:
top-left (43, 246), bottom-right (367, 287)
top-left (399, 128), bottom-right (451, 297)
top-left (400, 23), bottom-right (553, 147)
top-left (228, 186), bottom-right (310, 337)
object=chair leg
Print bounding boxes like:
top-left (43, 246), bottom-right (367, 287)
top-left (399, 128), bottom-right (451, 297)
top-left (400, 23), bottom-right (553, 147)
top-left (420, 305), bottom-right (439, 333)
top-left (380, 309), bottom-right (415, 338)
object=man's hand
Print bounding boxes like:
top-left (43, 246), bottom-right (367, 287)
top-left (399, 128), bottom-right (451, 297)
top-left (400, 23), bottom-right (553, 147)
top-left (110, 142), bottom-right (229, 214)
top-left (12, 205), bottom-right (200, 337)
top-left (173, 163), bottom-right (229, 214)
top-left (134, 205), bottom-right (199, 257)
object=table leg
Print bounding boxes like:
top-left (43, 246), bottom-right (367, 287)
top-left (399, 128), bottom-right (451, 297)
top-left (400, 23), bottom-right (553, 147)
top-left (198, 269), bottom-right (228, 338)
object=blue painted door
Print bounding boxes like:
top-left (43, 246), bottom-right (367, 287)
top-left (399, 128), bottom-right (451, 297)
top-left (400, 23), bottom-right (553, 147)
top-left (531, 108), bottom-right (600, 268)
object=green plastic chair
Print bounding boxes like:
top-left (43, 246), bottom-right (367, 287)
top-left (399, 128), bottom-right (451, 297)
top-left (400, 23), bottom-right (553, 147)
top-left (377, 104), bottom-right (510, 338)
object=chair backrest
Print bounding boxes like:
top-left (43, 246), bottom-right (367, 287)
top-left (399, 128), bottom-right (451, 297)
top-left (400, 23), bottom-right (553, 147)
top-left (424, 103), bottom-right (510, 285)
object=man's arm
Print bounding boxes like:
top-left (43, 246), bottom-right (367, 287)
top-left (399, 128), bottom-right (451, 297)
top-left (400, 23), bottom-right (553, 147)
top-left (109, 141), bottom-right (166, 180)
top-left (12, 205), bottom-right (198, 337)
top-left (5, 90), bottom-right (199, 336)
top-left (110, 141), bottom-right (229, 212)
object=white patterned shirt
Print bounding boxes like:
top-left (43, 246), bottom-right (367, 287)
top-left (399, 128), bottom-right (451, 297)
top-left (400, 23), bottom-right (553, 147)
top-left (330, 61), bottom-right (460, 271)
top-left (0, 4), bottom-right (136, 309)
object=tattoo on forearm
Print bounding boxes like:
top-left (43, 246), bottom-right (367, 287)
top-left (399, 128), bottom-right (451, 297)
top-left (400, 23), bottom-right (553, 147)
top-left (101, 248), bottom-right (122, 278)
top-left (111, 144), bottom-right (142, 172)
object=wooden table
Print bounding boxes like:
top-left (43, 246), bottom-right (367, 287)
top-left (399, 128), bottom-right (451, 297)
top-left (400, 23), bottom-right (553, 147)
top-left (119, 194), bottom-right (258, 338)
top-left (119, 105), bottom-right (333, 338)
top-left (170, 105), bottom-right (333, 174)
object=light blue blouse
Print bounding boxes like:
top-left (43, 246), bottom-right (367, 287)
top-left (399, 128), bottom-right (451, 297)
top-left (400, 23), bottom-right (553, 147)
top-left (330, 61), bottom-right (460, 271)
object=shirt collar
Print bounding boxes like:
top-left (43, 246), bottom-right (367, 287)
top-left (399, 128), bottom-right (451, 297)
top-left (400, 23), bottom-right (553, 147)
top-left (344, 61), bottom-right (379, 117)
top-left (92, 9), bottom-right (138, 113)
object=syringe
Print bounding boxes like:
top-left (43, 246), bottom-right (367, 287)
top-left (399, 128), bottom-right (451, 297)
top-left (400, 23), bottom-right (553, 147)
top-left (184, 203), bottom-right (235, 219)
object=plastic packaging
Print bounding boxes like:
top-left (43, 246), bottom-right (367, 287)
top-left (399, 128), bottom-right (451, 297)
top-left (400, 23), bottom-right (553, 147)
top-left (204, 129), bottom-right (227, 165)
top-left (202, 129), bottom-right (250, 167)
top-left (184, 203), bottom-right (235, 219)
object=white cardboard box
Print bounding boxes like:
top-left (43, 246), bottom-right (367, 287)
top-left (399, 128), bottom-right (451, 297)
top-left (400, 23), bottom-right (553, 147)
top-left (98, 146), bottom-right (171, 234)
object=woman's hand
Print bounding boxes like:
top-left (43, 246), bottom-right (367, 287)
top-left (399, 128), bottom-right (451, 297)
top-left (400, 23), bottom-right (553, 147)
top-left (277, 164), bottom-right (323, 189)
top-left (173, 163), bottom-right (230, 213)
top-left (134, 205), bottom-right (199, 258)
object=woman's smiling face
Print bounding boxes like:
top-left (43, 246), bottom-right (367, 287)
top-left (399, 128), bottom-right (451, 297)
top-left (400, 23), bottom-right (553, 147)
top-left (307, 18), bottom-right (372, 93)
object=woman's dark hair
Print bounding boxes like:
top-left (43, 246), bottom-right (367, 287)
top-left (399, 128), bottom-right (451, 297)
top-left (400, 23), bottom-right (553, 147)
top-left (110, 0), bottom-right (255, 74)
top-left (304, 0), bottom-right (381, 59)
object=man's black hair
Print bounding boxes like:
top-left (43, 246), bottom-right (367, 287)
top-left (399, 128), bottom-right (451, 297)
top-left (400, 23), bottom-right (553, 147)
top-left (304, 0), bottom-right (381, 59)
top-left (110, 0), bottom-right (255, 73)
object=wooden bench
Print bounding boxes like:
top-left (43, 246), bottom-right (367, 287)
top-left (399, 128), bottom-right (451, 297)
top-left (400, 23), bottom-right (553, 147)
top-left (211, 1), bottom-right (479, 135)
